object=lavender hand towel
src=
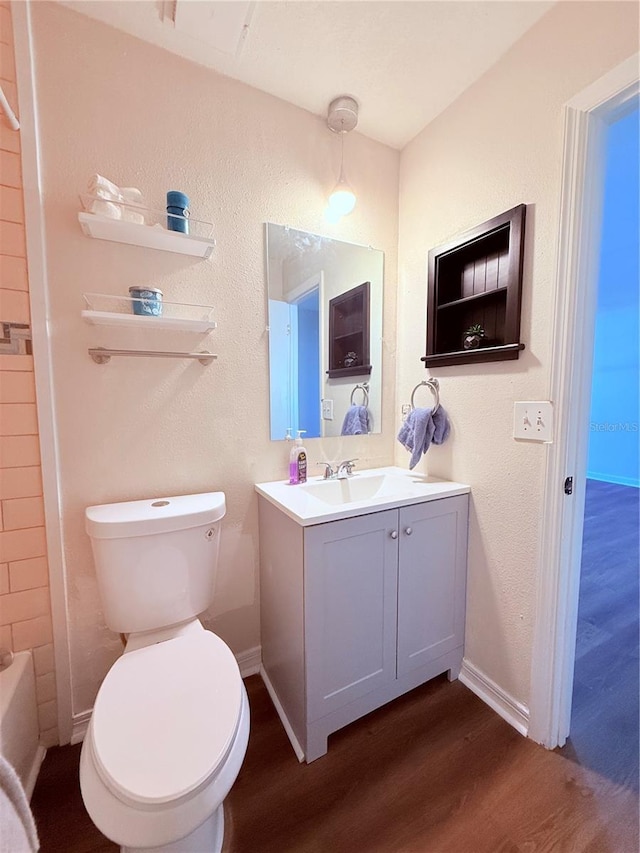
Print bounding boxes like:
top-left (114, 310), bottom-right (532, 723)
top-left (341, 405), bottom-right (370, 435)
top-left (397, 406), bottom-right (450, 469)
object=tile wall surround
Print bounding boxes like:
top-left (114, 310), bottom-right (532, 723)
top-left (0, 0), bottom-right (57, 747)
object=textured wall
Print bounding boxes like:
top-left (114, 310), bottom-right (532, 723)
top-left (29, 3), bottom-right (399, 718)
top-left (0, 0), bottom-right (57, 745)
top-left (397, 1), bottom-right (638, 706)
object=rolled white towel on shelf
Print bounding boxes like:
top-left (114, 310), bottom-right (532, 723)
top-left (86, 177), bottom-right (146, 223)
top-left (120, 187), bottom-right (145, 224)
top-left (120, 187), bottom-right (143, 204)
top-left (92, 187), bottom-right (120, 203)
top-left (89, 199), bottom-right (122, 219)
top-left (87, 173), bottom-right (121, 198)
top-left (87, 175), bottom-right (123, 219)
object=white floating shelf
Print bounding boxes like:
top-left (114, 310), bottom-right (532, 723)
top-left (81, 310), bottom-right (216, 333)
top-left (82, 293), bottom-right (216, 332)
top-left (78, 211), bottom-right (215, 259)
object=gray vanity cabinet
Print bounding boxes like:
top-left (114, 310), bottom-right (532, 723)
top-left (396, 498), bottom-right (467, 677)
top-left (258, 494), bottom-right (468, 763)
top-left (305, 509), bottom-right (399, 720)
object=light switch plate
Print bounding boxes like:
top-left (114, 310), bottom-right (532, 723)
top-left (513, 401), bottom-right (554, 442)
top-left (322, 399), bottom-right (334, 421)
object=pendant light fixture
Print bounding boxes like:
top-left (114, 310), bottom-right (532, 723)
top-left (326, 96), bottom-right (358, 222)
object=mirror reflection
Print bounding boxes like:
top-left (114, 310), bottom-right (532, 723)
top-left (266, 224), bottom-right (383, 440)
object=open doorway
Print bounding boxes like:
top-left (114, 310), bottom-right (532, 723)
top-left (294, 288), bottom-right (321, 437)
top-left (567, 106), bottom-right (639, 789)
top-left (529, 54), bottom-right (639, 757)
top-left (268, 280), bottom-right (322, 440)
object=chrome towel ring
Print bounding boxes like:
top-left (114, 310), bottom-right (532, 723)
top-left (350, 382), bottom-right (370, 407)
top-left (410, 378), bottom-right (440, 413)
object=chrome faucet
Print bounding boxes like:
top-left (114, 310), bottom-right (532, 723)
top-left (316, 460), bottom-right (358, 479)
top-left (316, 462), bottom-right (337, 480)
top-left (337, 459), bottom-right (358, 479)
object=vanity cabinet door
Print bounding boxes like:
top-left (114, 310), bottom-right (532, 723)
top-left (304, 509), bottom-right (398, 721)
top-left (396, 496), bottom-right (468, 678)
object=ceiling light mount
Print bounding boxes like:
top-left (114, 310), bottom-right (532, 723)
top-left (327, 96), bottom-right (359, 134)
top-left (326, 95), bottom-right (359, 221)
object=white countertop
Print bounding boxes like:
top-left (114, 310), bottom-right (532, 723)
top-left (255, 466), bottom-right (470, 526)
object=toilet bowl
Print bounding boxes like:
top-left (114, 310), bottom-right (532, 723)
top-left (81, 623), bottom-right (249, 852)
top-left (80, 493), bottom-right (249, 852)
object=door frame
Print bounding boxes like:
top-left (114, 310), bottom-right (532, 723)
top-left (12, 1), bottom-right (74, 743)
top-left (528, 53), bottom-right (639, 748)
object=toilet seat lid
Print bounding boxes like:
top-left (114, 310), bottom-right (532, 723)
top-left (91, 631), bottom-right (242, 806)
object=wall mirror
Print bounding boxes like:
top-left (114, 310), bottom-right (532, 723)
top-left (265, 224), bottom-right (383, 440)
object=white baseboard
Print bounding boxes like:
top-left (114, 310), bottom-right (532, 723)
top-left (70, 709), bottom-right (91, 745)
top-left (259, 666), bottom-right (304, 762)
top-left (69, 645), bottom-right (262, 745)
top-left (236, 646), bottom-right (262, 678)
top-left (459, 659), bottom-right (529, 737)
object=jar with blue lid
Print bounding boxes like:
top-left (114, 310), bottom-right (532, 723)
top-left (129, 286), bottom-right (163, 317)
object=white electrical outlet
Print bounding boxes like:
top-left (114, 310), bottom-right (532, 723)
top-left (322, 399), bottom-right (334, 420)
top-left (513, 401), bottom-right (553, 442)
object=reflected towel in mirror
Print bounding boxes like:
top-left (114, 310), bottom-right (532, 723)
top-left (341, 405), bottom-right (370, 435)
top-left (397, 406), bottom-right (450, 469)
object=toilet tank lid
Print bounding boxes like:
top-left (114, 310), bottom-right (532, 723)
top-left (85, 492), bottom-right (226, 539)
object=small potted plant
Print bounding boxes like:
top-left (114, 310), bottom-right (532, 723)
top-left (463, 323), bottom-right (485, 350)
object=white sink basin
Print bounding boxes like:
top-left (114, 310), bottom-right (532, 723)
top-left (255, 466), bottom-right (470, 526)
top-left (301, 473), bottom-right (390, 505)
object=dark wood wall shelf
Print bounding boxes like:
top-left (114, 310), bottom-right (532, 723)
top-left (421, 343), bottom-right (525, 368)
top-left (425, 205), bottom-right (526, 368)
top-left (327, 281), bottom-right (371, 378)
top-left (438, 286), bottom-right (508, 311)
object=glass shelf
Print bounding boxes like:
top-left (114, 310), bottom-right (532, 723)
top-left (78, 195), bottom-right (215, 259)
top-left (82, 293), bottom-right (217, 333)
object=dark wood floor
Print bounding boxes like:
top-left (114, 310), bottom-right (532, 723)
top-left (31, 482), bottom-right (639, 853)
top-left (567, 480), bottom-right (639, 792)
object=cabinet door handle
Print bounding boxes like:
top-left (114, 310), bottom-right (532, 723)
top-left (405, 527), bottom-right (413, 536)
top-left (390, 530), bottom-right (398, 539)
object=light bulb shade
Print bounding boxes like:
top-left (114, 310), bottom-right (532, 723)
top-left (327, 179), bottom-right (356, 218)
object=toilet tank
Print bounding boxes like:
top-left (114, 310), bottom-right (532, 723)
top-left (85, 493), bottom-right (226, 634)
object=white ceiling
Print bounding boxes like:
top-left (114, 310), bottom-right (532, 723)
top-left (61, 1), bottom-right (555, 150)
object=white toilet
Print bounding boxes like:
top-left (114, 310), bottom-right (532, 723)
top-left (80, 492), bottom-right (249, 853)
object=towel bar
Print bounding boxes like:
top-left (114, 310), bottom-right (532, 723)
top-left (350, 382), bottom-right (370, 407)
top-left (89, 347), bottom-right (216, 365)
top-left (410, 378), bottom-right (440, 413)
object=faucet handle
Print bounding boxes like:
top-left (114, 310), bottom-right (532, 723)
top-left (316, 462), bottom-right (336, 479)
top-left (338, 458), bottom-right (358, 476)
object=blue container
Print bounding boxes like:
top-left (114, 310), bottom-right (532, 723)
top-left (166, 190), bottom-right (190, 234)
top-left (129, 286), bottom-right (163, 317)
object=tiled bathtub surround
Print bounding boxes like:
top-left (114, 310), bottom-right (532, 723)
top-left (0, 0), bottom-right (56, 747)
